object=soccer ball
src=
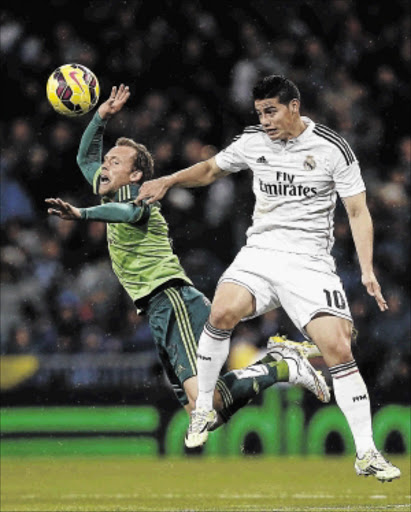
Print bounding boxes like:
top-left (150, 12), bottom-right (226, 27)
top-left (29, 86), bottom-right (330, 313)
top-left (46, 63), bottom-right (100, 117)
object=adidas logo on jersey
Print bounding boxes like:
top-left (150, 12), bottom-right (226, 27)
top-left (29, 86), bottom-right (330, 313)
top-left (256, 156), bottom-right (268, 164)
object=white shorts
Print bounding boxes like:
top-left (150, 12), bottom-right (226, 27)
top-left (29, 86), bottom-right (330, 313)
top-left (219, 246), bottom-right (352, 339)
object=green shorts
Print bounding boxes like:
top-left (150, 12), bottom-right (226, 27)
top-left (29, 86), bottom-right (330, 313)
top-left (146, 285), bottom-right (211, 406)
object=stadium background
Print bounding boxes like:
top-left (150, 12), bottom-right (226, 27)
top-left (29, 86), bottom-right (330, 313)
top-left (1, 0), bottom-right (410, 461)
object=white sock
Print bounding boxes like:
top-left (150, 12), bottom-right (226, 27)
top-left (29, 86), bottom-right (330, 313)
top-left (329, 360), bottom-right (377, 458)
top-left (195, 321), bottom-right (232, 411)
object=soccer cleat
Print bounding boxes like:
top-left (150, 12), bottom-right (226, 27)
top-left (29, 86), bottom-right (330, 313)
top-left (267, 343), bottom-right (330, 403)
top-left (268, 335), bottom-right (322, 360)
top-left (185, 408), bottom-right (217, 448)
top-left (355, 449), bottom-right (401, 482)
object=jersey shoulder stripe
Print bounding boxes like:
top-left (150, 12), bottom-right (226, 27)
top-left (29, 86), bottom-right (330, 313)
top-left (313, 124), bottom-right (355, 165)
top-left (244, 124), bottom-right (264, 132)
top-left (231, 124), bottom-right (264, 143)
top-left (313, 124), bottom-right (355, 166)
top-left (314, 123), bottom-right (355, 162)
top-left (93, 166), bottom-right (102, 195)
top-left (118, 184), bottom-right (132, 202)
top-left (115, 184), bottom-right (140, 203)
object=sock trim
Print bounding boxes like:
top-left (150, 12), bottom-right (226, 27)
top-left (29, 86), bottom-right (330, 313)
top-left (329, 360), bottom-right (359, 379)
top-left (164, 288), bottom-right (197, 374)
top-left (330, 360), bottom-right (357, 372)
top-left (333, 370), bottom-right (359, 379)
top-left (204, 321), bottom-right (233, 341)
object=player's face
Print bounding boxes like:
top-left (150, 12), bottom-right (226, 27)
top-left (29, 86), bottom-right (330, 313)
top-left (99, 146), bottom-right (140, 196)
top-left (254, 97), bottom-right (299, 141)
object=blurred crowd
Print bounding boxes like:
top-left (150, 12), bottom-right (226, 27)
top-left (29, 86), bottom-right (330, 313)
top-left (1, 0), bottom-right (410, 401)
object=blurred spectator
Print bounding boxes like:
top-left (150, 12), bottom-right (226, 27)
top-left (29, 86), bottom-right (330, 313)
top-left (120, 308), bottom-right (154, 352)
top-left (7, 324), bottom-right (37, 354)
top-left (0, 155), bottom-right (36, 224)
top-left (372, 288), bottom-right (410, 354)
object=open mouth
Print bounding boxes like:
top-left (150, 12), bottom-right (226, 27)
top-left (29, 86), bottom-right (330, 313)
top-left (100, 175), bottom-right (110, 185)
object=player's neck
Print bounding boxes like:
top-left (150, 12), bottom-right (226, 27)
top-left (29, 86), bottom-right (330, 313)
top-left (284, 118), bottom-right (307, 141)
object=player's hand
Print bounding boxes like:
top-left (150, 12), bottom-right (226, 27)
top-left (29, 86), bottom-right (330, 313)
top-left (98, 84), bottom-right (130, 119)
top-left (136, 176), bottom-right (173, 205)
top-left (45, 198), bottom-right (82, 220)
top-left (362, 271), bottom-right (388, 312)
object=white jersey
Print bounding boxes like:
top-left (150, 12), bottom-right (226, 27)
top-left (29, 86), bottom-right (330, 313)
top-left (215, 117), bottom-right (365, 256)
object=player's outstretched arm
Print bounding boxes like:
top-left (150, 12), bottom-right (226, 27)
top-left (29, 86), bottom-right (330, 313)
top-left (77, 85), bottom-right (131, 187)
top-left (136, 157), bottom-right (228, 204)
top-left (46, 198), bottom-right (82, 220)
top-left (46, 197), bottom-right (148, 224)
top-left (98, 84), bottom-right (130, 120)
top-left (343, 192), bottom-right (388, 312)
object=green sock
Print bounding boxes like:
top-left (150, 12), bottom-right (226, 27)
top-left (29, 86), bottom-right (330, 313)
top-left (216, 360), bottom-right (289, 424)
top-left (270, 360), bottom-right (289, 381)
top-left (254, 354), bottom-right (289, 381)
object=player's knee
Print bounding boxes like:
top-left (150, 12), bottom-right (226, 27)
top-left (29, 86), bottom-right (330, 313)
top-left (209, 303), bottom-right (240, 330)
top-left (310, 317), bottom-right (353, 363)
top-left (325, 326), bottom-right (353, 362)
top-left (213, 389), bottom-right (224, 410)
top-left (330, 340), bottom-right (353, 363)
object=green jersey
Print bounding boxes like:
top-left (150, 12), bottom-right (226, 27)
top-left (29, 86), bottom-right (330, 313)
top-left (76, 112), bottom-right (192, 308)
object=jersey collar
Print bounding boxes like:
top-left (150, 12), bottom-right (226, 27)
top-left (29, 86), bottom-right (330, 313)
top-left (266, 116), bottom-right (315, 147)
top-left (289, 116), bottom-right (315, 144)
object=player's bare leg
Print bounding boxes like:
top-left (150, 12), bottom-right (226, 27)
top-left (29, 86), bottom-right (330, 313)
top-left (306, 314), bottom-right (400, 481)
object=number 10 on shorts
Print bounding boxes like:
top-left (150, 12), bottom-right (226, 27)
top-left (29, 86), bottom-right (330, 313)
top-left (323, 289), bottom-right (346, 310)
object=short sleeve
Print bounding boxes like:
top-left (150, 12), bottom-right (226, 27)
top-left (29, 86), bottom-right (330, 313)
top-left (215, 136), bottom-right (248, 174)
top-left (332, 148), bottom-right (366, 198)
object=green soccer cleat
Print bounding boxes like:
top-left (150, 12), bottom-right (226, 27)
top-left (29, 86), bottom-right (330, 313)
top-left (185, 408), bottom-right (217, 448)
top-left (355, 449), bottom-right (401, 482)
top-left (268, 334), bottom-right (322, 360)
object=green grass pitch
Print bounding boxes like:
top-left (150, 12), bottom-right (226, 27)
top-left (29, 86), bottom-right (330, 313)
top-left (1, 455), bottom-right (410, 511)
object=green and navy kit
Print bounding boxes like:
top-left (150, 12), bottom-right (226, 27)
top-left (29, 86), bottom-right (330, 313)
top-left (76, 111), bottom-right (204, 405)
top-left (76, 111), bottom-right (193, 309)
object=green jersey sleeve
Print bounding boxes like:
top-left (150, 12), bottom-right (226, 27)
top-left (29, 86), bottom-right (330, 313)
top-left (76, 111), bottom-right (107, 192)
top-left (78, 183), bottom-right (151, 224)
top-left (78, 202), bottom-right (150, 225)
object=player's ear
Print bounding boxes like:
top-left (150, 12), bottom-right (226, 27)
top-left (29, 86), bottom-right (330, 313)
top-left (291, 99), bottom-right (299, 114)
top-left (130, 170), bottom-right (143, 183)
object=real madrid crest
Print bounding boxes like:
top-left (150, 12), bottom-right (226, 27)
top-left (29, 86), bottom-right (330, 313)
top-left (304, 155), bottom-right (316, 171)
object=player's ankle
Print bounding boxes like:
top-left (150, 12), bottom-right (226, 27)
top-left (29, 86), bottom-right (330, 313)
top-left (196, 392), bottom-right (214, 411)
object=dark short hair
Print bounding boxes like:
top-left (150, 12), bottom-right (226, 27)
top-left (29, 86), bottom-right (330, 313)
top-left (116, 137), bottom-right (154, 181)
top-left (252, 75), bottom-right (301, 104)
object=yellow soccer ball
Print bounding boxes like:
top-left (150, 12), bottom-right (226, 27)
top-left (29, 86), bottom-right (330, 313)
top-left (46, 63), bottom-right (100, 117)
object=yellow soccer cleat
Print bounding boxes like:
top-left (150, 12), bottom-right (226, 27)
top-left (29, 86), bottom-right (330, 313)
top-left (268, 334), bottom-right (322, 360)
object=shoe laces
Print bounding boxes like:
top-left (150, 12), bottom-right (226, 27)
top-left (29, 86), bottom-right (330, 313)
top-left (188, 409), bottom-right (210, 433)
top-left (369, 449), bottom-right (392, 468)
